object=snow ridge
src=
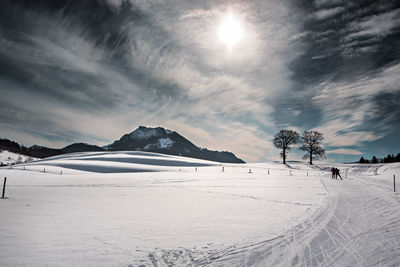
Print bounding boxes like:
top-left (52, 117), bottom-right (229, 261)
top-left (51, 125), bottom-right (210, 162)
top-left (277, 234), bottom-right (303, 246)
top-left (129, 126), bottom-right (174, 140)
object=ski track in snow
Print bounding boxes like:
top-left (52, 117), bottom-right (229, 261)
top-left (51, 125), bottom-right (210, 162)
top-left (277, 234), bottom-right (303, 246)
top-left (187, 173), bottom-right (400, 266)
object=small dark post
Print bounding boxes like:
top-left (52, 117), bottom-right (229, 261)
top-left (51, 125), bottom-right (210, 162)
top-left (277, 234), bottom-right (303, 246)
top-left (43, 168), bottom-right (46, 173)
top-left (60, 170), bottom-right (62, 175)
top-left (222, 166), bottom-right (224, 172)
top-left (23, 166), bottom-right (25, 170)
top-left (2, 177), bottom-right (6, 198)
top-left (248, 169), bottom-right (252, 173)
top-left (394, 175), bottom-right (396, 192)
top-left (268, 169), bottom-right (270, 175)
top-left (289, 170), bottom-right (292, 176)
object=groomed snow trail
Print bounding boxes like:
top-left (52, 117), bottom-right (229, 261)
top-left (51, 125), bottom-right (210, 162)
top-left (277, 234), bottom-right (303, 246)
top-left (198, 172), bottom-right (400, 266)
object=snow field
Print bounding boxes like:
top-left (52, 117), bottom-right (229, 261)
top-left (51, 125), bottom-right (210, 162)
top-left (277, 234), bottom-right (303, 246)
top-left (0, 152), bottom-right (326, 266)
top-left (0, 150), bottom-right (37, 166)
top-left (1, 152), bottom-right (399, 266)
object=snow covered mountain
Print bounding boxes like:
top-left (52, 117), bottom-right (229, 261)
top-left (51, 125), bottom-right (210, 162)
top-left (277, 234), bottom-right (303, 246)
top-left (105, 126), bottom-right (245, 163)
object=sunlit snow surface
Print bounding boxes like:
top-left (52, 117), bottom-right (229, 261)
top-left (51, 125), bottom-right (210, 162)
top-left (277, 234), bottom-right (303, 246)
top-left (0, 152), bottom-right (399, 266)
top-left (0, 150), bottom-right (37, 165)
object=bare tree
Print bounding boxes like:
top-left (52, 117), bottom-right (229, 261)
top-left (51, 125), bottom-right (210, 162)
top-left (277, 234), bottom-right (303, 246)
top-left (273, 130), bottom-right (300, 164)
top-left (300, 130), bottom-right (326, 165)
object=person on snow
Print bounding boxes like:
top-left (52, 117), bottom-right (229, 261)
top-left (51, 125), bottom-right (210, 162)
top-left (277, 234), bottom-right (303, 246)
top-left (331, 167), bottom-right (336, 179)
top-left (335, 168), bottom-right (343, 180)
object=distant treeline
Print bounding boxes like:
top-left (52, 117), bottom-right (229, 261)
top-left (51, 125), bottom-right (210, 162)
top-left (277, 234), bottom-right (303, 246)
top-left (359, 153), bottom-right (400, 164)
top-left (0, 138), bottom-right (62, 158)
top-left (1, 138), bottom-right (108, 159)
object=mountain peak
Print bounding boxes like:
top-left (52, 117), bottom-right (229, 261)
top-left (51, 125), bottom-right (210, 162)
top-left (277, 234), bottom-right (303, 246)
top-left (105, 126), bottom-right (245, 163)
top-left (129, 126), bottom-right (173, 140)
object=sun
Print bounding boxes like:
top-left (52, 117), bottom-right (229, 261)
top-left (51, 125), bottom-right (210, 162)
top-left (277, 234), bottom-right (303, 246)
top-left (219, 13), bottom-right (243, 50)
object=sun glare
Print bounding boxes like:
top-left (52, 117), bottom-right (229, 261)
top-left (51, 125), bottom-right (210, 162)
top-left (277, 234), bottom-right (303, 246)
top-left (219, 13), bottom-right (243, 50)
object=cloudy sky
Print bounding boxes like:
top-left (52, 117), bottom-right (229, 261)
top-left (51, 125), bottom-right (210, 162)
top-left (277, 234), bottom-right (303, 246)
top-left (1, 0), bottom-right (399, 162)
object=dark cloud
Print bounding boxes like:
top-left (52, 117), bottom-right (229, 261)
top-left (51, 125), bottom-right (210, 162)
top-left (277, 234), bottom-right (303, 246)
top-left (291, 0), bottom-right (400, 84)
top-left (272, 0), bottom-right (400, 132)
top-left (365, 91), bottom-right (400, 131)
top-left (0, 0), bottom-right (185, 108)
top-left (1, 0), bottom-right (143, 54)
top-left (355, 91), bottom-right (400, 159)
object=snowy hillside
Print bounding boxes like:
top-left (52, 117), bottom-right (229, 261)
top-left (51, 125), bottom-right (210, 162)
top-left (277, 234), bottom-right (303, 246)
top-left (0, 153), bottom-right (399, 266)
top-left (22, 151), bottom-right (219, 173)
top-left (0, 150), bottom-right (36, 166)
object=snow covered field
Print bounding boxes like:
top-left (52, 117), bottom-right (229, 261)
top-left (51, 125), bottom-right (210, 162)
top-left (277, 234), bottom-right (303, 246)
top-left (0, 150), bottom-right (37, 166)
top-left (0, 151), bottom-right (399, 266)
